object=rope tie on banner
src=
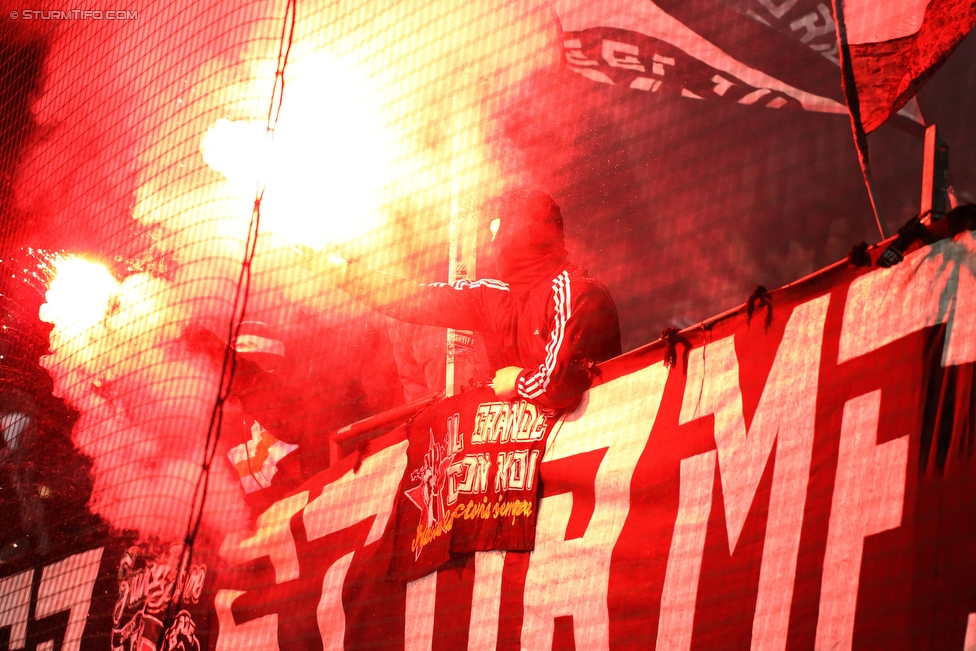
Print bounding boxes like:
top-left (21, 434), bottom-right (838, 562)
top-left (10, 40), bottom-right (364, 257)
top-left (582, 358), bottom-right (601, 382)
top-left (353, 439), bottom-right (371, 473)
top-left (847, 241), bottom-right (872, 267)
top-left (660, 327), bottom-right (691, 370)
top-left (746, 285), bottom-right (773, 329)
top-left (948, 204), bottom-right (976, 236)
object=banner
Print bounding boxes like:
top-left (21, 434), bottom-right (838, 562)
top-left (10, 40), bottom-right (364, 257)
top-left (3, 230), bottom-right (976, 649)
top-left (388, 390), bottom-right (556, 580)
top-left (209, 229), bottom-right (976, 650)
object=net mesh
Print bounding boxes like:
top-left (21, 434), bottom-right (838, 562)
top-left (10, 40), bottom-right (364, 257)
top-left (0, 1), bottom-right (974, 649)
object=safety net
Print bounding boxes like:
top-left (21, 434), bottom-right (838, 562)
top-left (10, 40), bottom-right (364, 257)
top-left (0, 1), bottom-right (975, 649)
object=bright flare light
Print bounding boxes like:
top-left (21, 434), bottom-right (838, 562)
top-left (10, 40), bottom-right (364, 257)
top-left (200, 55), bottom-right (396, 248)
top-left (40, 256), bottom-right (119, 339)
top-left (200, 119), bottom-right (272, 184)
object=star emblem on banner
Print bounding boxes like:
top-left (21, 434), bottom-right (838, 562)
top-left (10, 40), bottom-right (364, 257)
top-left (404, 428), bottom-right (455, 558)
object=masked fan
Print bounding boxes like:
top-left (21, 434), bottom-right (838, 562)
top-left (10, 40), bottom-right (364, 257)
top-left (306, 190), bottom-right (621, 411)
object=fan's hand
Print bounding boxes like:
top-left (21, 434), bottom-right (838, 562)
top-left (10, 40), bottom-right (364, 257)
top-left (492, 366), bottom-right (523, 400)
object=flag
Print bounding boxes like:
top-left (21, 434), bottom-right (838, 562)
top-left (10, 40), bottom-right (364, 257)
top-left (550, 0), bottom-right (962, 130)
top-left (226, 419), bottom-right (299, 494)
top-left (388, 388), bottom-right (556, 580)
top-left (552, 0), bottom-right (849, 113)
top-left (835, 0), bottom-right (976, 132)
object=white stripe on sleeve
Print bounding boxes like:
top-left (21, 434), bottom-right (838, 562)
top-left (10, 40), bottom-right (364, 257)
top-left (426, 278), bottom-right (510, 292)
top-left (518, 271), bottom-right (571, 399)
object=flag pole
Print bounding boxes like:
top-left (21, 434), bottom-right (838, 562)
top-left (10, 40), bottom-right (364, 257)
top-left (446, 92), bottom-right (463, 398)
top-left (920, 124), bottom-right (951, 219)
top-left (831, 0), bottom-right (891, 240)
top-left (445, 75), bottom-right (481, 397)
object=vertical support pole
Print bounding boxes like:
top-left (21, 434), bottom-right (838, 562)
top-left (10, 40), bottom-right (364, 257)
top-left (446, 113), bottom-right (462, 398)
top-left (446, 79), bottom-right (480, 397)
top-left (920, 124), bottom-right (950, 221)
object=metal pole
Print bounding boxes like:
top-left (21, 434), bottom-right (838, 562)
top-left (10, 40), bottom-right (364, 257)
top-left (445, 78), bottom-right (481, 397)
top-left (920, 124), bottom-right (950, 220)
top-left (831, 0), bottom-right (890, 240)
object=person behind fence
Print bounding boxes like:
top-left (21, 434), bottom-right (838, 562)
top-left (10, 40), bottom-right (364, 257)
top-left (306, 189), bottom-right (621, 411)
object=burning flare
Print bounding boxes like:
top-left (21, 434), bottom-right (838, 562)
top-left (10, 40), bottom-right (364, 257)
top-left (199, 55), bottom-right (396, 249)
top-left (40, 255), bottom-right (250, 541)
top-left (39, 256), bottom-right (119, 348)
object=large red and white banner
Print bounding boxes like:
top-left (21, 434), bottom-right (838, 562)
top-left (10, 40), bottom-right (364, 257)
top-left (209, 230), bottom-right (976, 650)
top-left (3, 231), bottom-right (976, 650)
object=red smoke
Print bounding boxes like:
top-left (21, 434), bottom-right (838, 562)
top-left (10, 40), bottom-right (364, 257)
top-left (14, 0), bottom-right (560, 543)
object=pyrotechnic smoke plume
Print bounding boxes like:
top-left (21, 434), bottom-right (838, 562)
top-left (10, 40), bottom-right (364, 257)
top-left (17, 0), bottom-right (558, 542)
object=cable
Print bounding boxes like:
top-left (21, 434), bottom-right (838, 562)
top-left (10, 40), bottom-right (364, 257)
top-left (163, 0), bottom-right (298, 637)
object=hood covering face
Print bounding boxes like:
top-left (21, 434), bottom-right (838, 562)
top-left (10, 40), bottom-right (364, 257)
top-left (486, 190), bottom-right (567, 295)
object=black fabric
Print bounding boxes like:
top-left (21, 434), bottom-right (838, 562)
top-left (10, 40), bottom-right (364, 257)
top-left (487, 190), bottom-right (568, 296)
